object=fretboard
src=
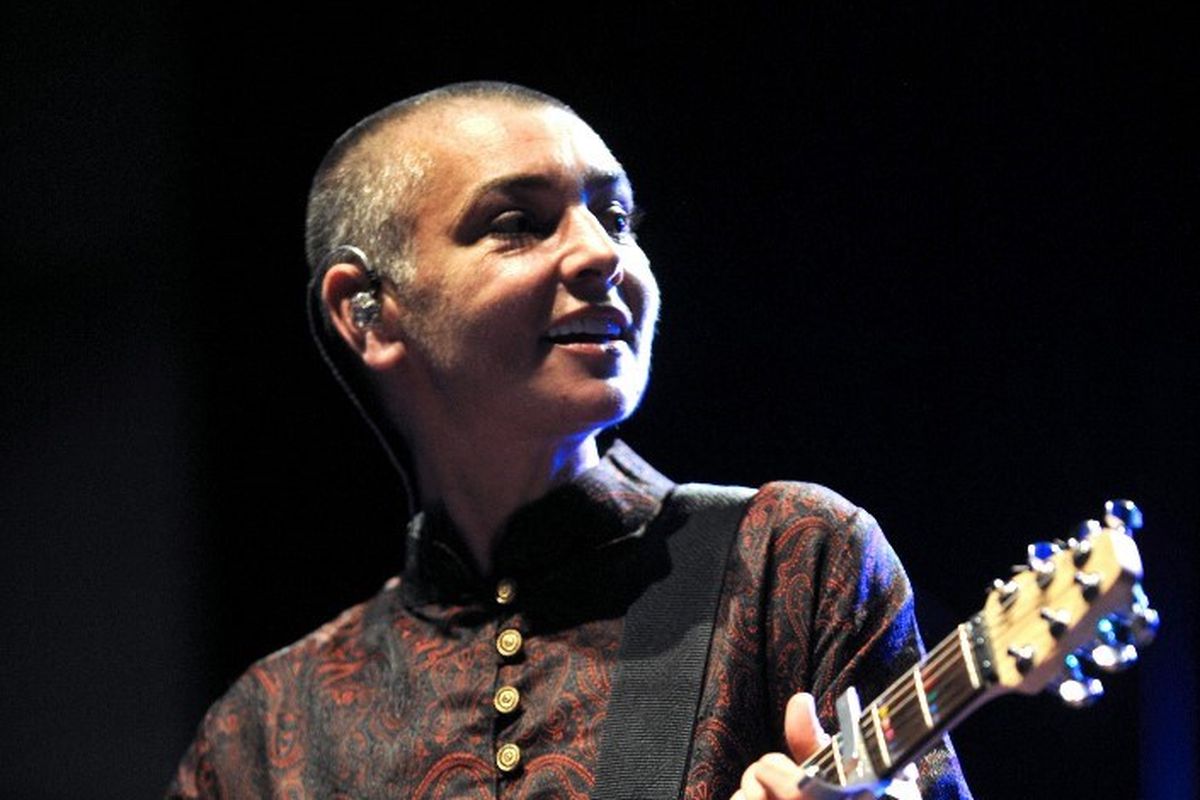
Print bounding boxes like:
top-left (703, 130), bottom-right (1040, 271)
top-left (799, 617), bottom-right (992, 788)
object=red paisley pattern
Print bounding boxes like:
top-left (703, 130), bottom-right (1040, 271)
top-left (168, 441), bottom-right (970, 799)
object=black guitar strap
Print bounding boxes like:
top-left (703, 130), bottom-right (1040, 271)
top-left (592, 483), bottom-right (756, 800)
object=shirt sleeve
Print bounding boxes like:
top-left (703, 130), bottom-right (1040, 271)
top-left (758, 481), bottom-right (973, 800)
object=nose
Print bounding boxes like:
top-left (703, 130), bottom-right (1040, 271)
top-left (559, 205), bottom-right (623, 291)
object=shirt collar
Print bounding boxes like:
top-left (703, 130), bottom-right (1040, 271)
top-left (401, 440), bottom-right (674, 606)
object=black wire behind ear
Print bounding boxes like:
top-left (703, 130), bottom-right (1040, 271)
top-left (306, 244), bottom-right (417, 513)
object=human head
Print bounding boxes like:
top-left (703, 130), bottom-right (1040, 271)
top-left (304, 82), bottom-right (658, 503)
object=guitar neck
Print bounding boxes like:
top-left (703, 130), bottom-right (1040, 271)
top-left (796, 517), bottom-right (1153, 790)
top-left (800, 617), bottom-right (994, 786)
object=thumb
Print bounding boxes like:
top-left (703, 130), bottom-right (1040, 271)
top-left (784, 692), bottom-right (831, 763)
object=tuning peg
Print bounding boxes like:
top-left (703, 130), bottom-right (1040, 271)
top-left (1074, 570), bottom-right (1101, 600)
top-left (1058, 677), bottom-right (1105, 708)
top-left (991, 578), bottom-right (1020, 609)
top-left (1055, 652), bottom-right (1104, 709)
top-left (1072, 519), bottom-right (1103, 540)
top-left (1027, 541), bottom-right (1060, 588)
top-left (1039, 607), bottom-right (1071, 637)
top-left (1130, 583), bottom-right (1160, 646)
top-left (1103, 499), bottom-right (1143, 535)
top-left (1067, 521), bottom-right (1100, 566)
top-left (1028, 541), bottom-right (1060, 562)
top-left (1090, 615), bottom-right (1139, 672)
top-left (1007, 645), bottom-right (1036, 674)
top-left (1091, 643), bottom-right (1138, 672)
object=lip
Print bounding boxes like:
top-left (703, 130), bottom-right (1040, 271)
top-left (542, 305), bottom-right (635, 346)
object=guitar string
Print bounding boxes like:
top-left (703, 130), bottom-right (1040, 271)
top-left (803, 632), bottom-right (970, 779)
top-left (802, 567), bottom-right (1106, 783)
top-left (866, 589), bottom-right (1076, 750)
top-left (808, 667), bottom-right (978, 781)
top-left (803, 634), bottom-right (963, 774)
top-left (805, 598), bottom-right (1064, 781)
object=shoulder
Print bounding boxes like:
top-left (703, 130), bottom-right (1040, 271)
top-left (185, 579), bottom-right (402, 750)
top-left (671, 479), bottom-right (875, 533)
top-left (246, 575), bottom-right (403, 694)
top-left (732, 481), bottom-right (910, 603)
top-left (669, 479), bottom-right (885, 562)
top-left (168, 579), bottom-right (404, 796)
top-left (740, 480), bottom-right (886, 555)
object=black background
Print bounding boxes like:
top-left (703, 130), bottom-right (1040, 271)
top-left (2, 3), bottom-right (1195, 797)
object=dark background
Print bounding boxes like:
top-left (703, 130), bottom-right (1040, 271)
top-left (2, 3), bottom-right (1195, 797)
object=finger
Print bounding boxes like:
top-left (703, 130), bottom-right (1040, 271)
top-left (738, 762), bottom-right (767, 800)
top-left (756, 753), bottom-right (807, 799)
top-left (738, 753), bottom-right (806, 800)
top-left (784, 692), bottom-right (830, 762)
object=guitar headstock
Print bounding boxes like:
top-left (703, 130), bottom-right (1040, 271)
top-left (980, 500), bottom-right (1158, 706)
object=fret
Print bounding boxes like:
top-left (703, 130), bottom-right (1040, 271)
top-left (799, 621), bottom-right (994, 790)
top-left (830, 731), bottom-right (847, 786)
top-left (957, 623), bottom-right (983, 689)
top-left (913, 665), bottom-right (934, 729)
top-left (867, 702), bottom-right (893, 769)
top-left (870, 627), bottom-right (991, 774)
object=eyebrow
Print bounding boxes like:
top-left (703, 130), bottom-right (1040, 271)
top-left (463, 168), bottom-right (633, 210)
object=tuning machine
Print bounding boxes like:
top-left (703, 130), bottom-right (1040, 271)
top-left (1054, 652), bottom-right (1105, 708)
top-left (1085, 582), bottom-right (1158, 673)
top-left (1066, 519), bottom-right (1100, 566)
top-left (1090, 615), bottom-right (1139, 672)
top-left (1104, 499), bottom-right (1144, 535)
top-left (1129, 583), bottom-right (1160, 646)
top-left (1026, 541), bottom-right (1060, 588)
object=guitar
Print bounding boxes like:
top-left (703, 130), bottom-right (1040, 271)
top-left (796, 499), bottom-right (1159, 799)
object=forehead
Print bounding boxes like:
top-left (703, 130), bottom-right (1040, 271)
top-left (393, 100), bottom-right (629, 213)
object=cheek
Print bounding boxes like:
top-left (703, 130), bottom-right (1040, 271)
top-left (459, 272), bottom-right (557, 353)
top-left (640, 288), bottom-right (661, 344)
top-left (625, 255), bottom-right (661, 341)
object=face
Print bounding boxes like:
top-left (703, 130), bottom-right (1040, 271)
top-left (384, 99), bottom-right (659, 442)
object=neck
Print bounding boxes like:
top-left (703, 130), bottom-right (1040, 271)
top-left (411, 428), bottom-right (601, 573)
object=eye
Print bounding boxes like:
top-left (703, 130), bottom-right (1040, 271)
top-left (489, 209), bottom-right (542, 238)
top-left (601, 203), bottom-right (641, 242)
top-left (487, 207), bottom-right (558, 241)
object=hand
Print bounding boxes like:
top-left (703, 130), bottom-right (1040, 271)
top-left (731, 692), bottom-right (830, 800)
top-left (730, 692), bottom-right (921, 800)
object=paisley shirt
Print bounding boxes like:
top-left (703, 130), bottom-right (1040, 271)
top-left (168, 441), bottom-right (971, 799)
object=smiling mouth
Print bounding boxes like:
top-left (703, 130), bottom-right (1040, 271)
top-left (543, 318), bottom-right (628, 346)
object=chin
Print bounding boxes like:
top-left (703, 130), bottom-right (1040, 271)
top-left (554, 378), bottom-right (647, 436)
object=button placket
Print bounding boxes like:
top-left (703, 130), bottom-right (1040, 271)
top-left (493, 576), bottom-right (526, 777)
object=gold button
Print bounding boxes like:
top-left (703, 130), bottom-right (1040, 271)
top-left (493, 685), bottom-right (520, 714)
top-left (496, 628), bottom-right (523, 657)
top-left (495, 578), bottom-right (517, 605)
top-left (495, 742), bottom-right (522, 773)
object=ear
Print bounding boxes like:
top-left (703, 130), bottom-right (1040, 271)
top-left (321, 262), bottom-right (407, 371)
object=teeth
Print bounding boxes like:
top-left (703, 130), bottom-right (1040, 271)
top-left (546, 317), bottom-right (623, 339)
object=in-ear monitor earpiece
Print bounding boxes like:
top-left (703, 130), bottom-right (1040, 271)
top-left (324, 244), bottom-right (383, 330)
top-left (350, 290), bottom-right (382, 329)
